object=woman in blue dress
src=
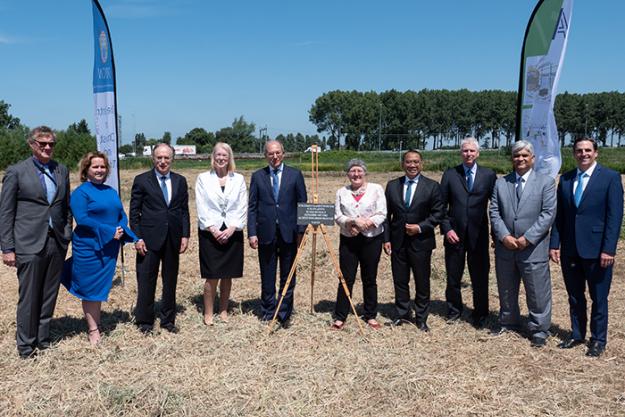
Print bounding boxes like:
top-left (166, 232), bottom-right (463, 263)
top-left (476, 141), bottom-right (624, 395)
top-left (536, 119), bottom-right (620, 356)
top-left (62, 151), bottom-right (137, 345)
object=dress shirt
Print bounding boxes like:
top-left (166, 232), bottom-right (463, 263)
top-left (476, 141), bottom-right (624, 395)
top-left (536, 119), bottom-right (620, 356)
top-left (335, 182), bottom-right (387, 238)
top-left (574, 161), bottom-right (597, 195)
top-left (195, 171), bottom-right (248, 231)
top-left (403, 175), bottom-right (420, 206)
top-left (155, 169), bottom-right (172, 205)
top-left (515, 169), bottom-right (532, 193)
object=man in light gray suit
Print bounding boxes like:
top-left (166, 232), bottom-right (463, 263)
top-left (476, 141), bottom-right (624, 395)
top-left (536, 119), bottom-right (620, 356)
top-left (0, 126), bottom-right (72, 358)
top-left (489, 140), bottom-right (556, 347)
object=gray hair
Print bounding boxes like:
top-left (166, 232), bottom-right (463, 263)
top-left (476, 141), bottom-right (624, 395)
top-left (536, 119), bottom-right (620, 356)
top-left (345, 158), bottom-right (367, 173)
top-left (460, 136), bottom-right (480, 151)
top-left (511, 140), bottom-right (534, 156)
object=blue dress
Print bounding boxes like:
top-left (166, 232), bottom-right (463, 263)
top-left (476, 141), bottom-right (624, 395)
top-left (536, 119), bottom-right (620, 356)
top-left (62, 182), bottom-right (137, 301)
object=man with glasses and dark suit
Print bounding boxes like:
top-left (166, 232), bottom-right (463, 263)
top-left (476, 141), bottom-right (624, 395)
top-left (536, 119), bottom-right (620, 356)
top-left (0, 126), bottom-right (72, 358)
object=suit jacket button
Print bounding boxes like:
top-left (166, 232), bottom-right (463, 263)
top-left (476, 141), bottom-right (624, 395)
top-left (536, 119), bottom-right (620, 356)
top-left (276, 204), bottom-right (280, 208)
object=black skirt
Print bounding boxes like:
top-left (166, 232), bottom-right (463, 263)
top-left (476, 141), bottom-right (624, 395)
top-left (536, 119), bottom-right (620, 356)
top-left (198, 226), bottom-right (244, 279)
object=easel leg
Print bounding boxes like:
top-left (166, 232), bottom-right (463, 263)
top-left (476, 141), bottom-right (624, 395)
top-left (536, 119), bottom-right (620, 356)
top-left (267, 224), bottom-right (313, 333)
top-left (310, 226), bottom-right (318, 314)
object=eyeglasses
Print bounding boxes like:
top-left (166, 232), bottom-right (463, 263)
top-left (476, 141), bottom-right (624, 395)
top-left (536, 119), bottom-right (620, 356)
top-left (34, 140), bottom-right (56, 148)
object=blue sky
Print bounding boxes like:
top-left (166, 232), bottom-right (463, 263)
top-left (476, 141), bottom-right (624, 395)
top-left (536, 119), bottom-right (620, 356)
top-left (1, 1), bottom-right (623, 144)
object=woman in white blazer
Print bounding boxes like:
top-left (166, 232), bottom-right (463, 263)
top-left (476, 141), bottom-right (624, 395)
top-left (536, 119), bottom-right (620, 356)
top-left (195, 142), bottom-right (247, 325)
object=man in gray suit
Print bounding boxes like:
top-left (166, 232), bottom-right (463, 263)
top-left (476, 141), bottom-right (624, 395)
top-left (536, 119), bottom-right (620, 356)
top-left (0, 126), bottom-right (72, 358)
top-left (489, 140), bottom-right (556, 347)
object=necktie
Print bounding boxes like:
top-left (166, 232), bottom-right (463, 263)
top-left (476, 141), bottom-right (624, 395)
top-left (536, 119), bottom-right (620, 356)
top-left (574, 172), bottom-right (586, 207)
top-left (404, 180), bottom-right (414, 208)
top-left (43, 166), bottom-right (56, 204)
top-left (160, 176), bottom-right (169, 206)
top-left (272, 169), bottom-right (280, 202)
top-left (466, 169), bottom-right (473, 192)
top-left (516, 177), bottom-right (524, 202)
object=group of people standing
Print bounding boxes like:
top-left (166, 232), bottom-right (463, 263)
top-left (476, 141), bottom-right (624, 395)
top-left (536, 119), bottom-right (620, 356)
top-left (0, 127), bottom-right (622, 360)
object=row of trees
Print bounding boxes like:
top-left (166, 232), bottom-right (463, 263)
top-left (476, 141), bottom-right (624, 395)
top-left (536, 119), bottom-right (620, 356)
top-left (0, 101), bottom-right (96, 170)
top-left (309, 89), bottom-right (625, 150)
top-left (4, 87), bottom-right (625, 168)
top-left (161, 116), bottom-right (323, 154)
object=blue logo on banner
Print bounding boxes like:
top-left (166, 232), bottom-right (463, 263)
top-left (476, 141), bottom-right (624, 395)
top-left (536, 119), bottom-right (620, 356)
top-left (552, 8), bottom-right (568, 40)
top-left (93, 2), bottom-right (114, 93)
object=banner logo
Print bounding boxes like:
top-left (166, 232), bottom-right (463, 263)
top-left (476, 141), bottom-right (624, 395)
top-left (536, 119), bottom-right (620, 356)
top-left (553, 8), bottom-right (569, 39)
top-left (99, 31), bottom-right (108, 63)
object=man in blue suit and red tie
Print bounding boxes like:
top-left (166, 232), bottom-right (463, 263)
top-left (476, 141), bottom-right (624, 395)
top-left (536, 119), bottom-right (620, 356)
top-left (248, 140), bottom-right (307, 328)
top-left (550, 137), bottom-right (624, 357)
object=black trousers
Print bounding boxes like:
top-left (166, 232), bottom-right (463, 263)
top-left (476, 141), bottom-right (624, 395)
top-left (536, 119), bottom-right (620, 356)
top-left (444, 234), bottom-right (490, 318)
top-left (135, 235), bottom-right (180, 327)
top-left (15, 235), bottom-right (65, 356)
top-left (391, 243), bottom-right (432, 324)
top-left (335, 233), bottom-right (383, 321)
top-left (258, 228), bottom-right (297, 322)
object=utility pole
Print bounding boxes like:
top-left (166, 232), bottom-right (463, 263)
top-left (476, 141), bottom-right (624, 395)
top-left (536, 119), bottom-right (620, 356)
top-left (378, 102), bottom-right (382, 151)
top-left (258, 126), bottom-right (268, 153)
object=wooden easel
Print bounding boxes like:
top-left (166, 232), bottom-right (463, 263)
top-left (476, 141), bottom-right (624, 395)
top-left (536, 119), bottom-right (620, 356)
top-left (267, 144), bottom-right (365, 335)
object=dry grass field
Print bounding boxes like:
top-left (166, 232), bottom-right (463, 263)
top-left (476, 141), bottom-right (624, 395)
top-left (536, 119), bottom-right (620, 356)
top-left (1, 168), bottom-right (624, 417)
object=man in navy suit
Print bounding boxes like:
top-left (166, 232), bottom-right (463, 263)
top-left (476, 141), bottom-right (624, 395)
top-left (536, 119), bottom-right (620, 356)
top-left (549, 137), bottom-right (623, 357)
top-left (440, 137), bottom-right (496, 327)
top-left (248, 140), bottom-right (307, 327)
top-left (130, 143), bottom-right (190, 334)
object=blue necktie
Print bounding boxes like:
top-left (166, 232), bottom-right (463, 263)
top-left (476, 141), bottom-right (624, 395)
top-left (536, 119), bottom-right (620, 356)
top-left (466, 169), bottom-right (473, 192)
top-left (42, 166), bottom-right (56, 204)
top-left (272, 169), bottom-right (280, 202)
top-left (404, 180), bottom-right (414, 208)
top-left (574, 172), bottom-right (586, 207)
top-left (160, 176), bottom-right (169, 206)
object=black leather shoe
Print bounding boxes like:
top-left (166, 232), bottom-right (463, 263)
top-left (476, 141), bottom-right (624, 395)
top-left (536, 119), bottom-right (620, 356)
top-left (162, 324), bottom-right (179, 334)
top-left (280, 319), bottom-right (291, 329)
top-left (491, 325), bottom-right (514, 336)
top-left (471, 315), bottom-right (488, 329)
top-left (446, 313), bottom-right (461, 324)
top-left (138, 324), bottom-right (153, 335)
top-left (18, 350), bottom-right (36, 360)
top-left (416, 321), bottom-right (429, 332)
top-left (558, 338), bottom-right (585, 349)
top-left (586, 341), bottom-right (605, 357)
top-left (530, 335), bottom-right (547, 348)
top-left (385, 318), bottom-right (411, 327)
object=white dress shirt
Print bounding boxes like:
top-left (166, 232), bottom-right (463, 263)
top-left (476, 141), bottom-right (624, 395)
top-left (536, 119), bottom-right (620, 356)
top-left (335, 182), bottom-right (387, 238)
top-left (403, 174), bottom-right (420, 206)
top-left (574, 161), bottom-right (597, 195)
top-left (195, 171), bottom-right (248, 231)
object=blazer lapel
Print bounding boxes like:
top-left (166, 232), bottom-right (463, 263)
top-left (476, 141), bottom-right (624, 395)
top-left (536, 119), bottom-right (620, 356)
top-left (149, 172), bottom-right (168, 206)
top-left (505, 173), bottom-right (518, 212)
top-left (456, 165), bottom-right (468, 192)
top-left (50, 161), bottom-right (62, 202)
top-left (29, 160), bottom-right (50, 203)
